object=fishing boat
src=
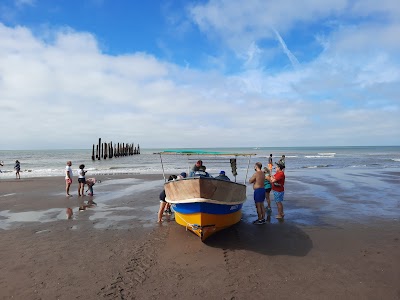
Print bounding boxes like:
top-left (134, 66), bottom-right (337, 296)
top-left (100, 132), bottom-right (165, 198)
top-left (158, 150), bottom-right (255, 241)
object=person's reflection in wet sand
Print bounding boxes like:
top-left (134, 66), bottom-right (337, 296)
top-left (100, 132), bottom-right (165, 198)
top-left (66, 207), bottom-right (73, 219)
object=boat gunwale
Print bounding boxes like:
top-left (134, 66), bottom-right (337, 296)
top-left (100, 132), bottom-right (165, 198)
top-left (166, 197), bottom-right (245, 205)
top-left (164, 176), bottom-right (246, 188)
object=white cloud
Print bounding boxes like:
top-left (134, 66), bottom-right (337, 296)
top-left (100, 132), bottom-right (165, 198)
top-left (1, 0), bottom-right (400, 150)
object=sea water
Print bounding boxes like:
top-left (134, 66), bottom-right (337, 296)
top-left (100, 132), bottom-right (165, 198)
top-left (0, 146), bottom-right (399, 179)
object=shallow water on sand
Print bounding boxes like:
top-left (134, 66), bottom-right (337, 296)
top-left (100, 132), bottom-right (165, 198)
top-left (0, 178), bottom-right (162, 230)
top-left (0, 168), bottom-right (399, 230)
top-left (241, 168), bottom-right (399, 226)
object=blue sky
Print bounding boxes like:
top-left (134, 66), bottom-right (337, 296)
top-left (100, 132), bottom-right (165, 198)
top-left (0, 0), bottom-right (399, 149)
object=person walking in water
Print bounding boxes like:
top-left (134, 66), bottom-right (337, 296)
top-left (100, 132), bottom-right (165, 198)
top-left (14, 160), bottom-right (21, 179)
top-left (65, 161), bottom-right (73, 197)
top-left (249, 162), bottom-right (266, 225)
top-left (268, 154), bottom-right (273, 173)
top-left (270, 162), bottom-right (286, 219)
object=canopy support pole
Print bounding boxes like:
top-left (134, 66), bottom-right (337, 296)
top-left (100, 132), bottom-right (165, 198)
top-left (244, 155), bottom-right (252, 184)
top-left (160, 153), bottom-right (166, 182)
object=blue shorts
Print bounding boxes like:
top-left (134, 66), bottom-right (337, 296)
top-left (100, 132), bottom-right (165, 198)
top-left (273, 191), bottom-right (284, 202)
top-left (254, 188), bottom-right (266, 203)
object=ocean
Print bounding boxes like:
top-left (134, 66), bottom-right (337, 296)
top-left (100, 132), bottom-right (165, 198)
top-left (0, 146), bottom-right (399, 180)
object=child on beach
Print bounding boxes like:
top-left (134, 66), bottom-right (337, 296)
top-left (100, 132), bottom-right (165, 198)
top-left (263, 167), bottom-right (272, 217)
top-left (86, 178), bottom-right (96, 196)
top-left (77, 164), bottom-right (87, 197)
top-left (14, 160), bottom-right (20, 179)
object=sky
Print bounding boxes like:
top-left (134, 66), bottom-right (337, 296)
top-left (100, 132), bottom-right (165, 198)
top-left (0, 0), bottom-right (399, 149)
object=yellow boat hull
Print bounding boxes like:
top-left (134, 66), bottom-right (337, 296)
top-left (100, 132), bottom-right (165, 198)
top-left (174, 210), bottom-right (242, 241)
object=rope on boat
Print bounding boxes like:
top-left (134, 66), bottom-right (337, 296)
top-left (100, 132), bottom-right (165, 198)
top-left (175, 213), bottom-right (199, 232)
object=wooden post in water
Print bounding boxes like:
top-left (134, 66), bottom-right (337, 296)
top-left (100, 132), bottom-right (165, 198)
top-left (90, 139), bottom-right (141, 159)
top-left (109, 142), bottom-right (113, 158)
top-left (98, 138), bottom-right (101, 160)
top-left (104, 142), bottom-right (108, 159)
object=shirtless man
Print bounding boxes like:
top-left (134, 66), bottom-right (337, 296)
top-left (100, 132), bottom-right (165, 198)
top-left (249, 162), bottom-right (266, 224)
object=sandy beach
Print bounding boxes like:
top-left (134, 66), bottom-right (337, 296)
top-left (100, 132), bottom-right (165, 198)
top-left (0, 171), bottom-right (399, 300)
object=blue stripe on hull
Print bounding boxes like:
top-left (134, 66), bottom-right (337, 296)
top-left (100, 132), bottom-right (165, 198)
top-left (172, 202), bottom-right (243, 215)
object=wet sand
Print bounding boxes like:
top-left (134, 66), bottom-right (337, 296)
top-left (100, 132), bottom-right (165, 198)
top-left (0, 171), bottom-right (399, 299)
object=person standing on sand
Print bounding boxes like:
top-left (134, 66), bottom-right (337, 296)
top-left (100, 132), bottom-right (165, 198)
top-left (263, 167), bottom-right (272, 217)
top-left (279, 155), bottom-right (286, 168)
top-left (249, 162), bottom-right (266, 225)
top-left (0, 160), bottom-right (3, 173)
top-left (77, 164), bottom-right (87, 197)
top-left (270, 162), bottom-right (285, 219)
top-left (65, 161), bottom-right (73, 197)
top-left (14, 160), bottom-right (21, 179)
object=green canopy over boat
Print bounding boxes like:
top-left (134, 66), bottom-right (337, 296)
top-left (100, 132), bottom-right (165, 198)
top-left (158, 149), bottom-right (256, 156)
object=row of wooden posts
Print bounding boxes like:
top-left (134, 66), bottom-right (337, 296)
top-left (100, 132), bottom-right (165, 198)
top-left (91, 138), bottom-right (140, 160)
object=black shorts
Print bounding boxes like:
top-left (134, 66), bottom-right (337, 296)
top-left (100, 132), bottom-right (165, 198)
top-left (265, 188), bottom-right (271, 193)
top-left (78, 178), bottom-right (86, 184)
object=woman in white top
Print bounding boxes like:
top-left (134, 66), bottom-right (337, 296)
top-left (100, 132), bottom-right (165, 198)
top-left (78, 164), bottom-right (87, 197)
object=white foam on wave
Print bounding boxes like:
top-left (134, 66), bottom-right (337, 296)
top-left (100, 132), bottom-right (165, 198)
top-left (349, 164), bottom-right (367, 168)
top-left (305, 155), bottom-right (335, 158)
top-left (391, 158), bottom-right (400, 162)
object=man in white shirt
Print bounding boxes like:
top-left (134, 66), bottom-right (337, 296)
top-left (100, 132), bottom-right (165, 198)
top-left (65, 161), bottom-right (73, 197)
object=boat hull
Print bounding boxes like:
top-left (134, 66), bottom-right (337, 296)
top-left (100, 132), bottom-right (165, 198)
top-left (173, 207), bottom-right (242, 241)
top-left (165, 177), bottom-right (246, 241)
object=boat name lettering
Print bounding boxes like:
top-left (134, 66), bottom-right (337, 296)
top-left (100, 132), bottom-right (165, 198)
top-left (230, 205), bottom-right (239, 210)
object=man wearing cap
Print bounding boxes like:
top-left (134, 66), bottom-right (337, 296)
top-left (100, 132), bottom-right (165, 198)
top-left (270, 162), bottom-right (286, 219)
top-left (215, 170), bottom-right (230, 181)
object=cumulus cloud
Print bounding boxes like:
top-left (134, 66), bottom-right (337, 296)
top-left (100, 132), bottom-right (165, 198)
top-left (0, 0), bottom-right (399, 149)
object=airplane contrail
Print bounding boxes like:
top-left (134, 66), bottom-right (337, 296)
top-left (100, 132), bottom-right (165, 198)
top-left (273, 28), bottom-right (300, 68)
